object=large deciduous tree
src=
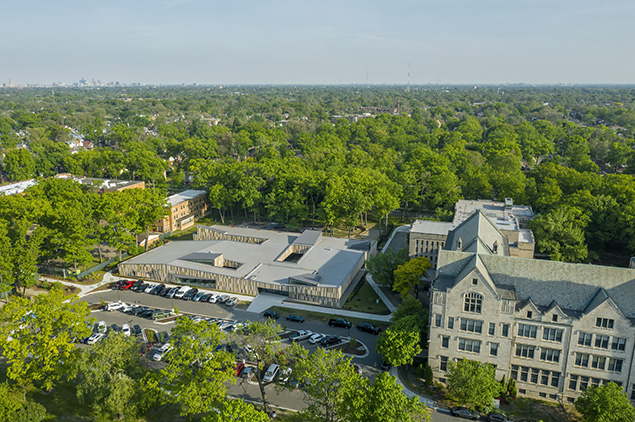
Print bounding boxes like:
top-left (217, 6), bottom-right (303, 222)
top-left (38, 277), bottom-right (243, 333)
top-left (376, 315), bottom-right (422, 367)
top-left (529, 207), bottom-right (588, 262)
top-left (575, 382), bottom-right (635, 422)
top-left (446, 359), bottom-right (500, 408)
top-left (393, 257), bottom-right (431, 298)
top-left (367, 248), bottom-right (409, 289)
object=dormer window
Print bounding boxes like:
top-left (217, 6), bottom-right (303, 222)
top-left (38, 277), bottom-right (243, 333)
top-left (527, 311), bottom-right (533, 319)
top-left (472, 278), bottom-right (478, 286)
top-left (552, 314), bottom-right (558, 323)
top-left (493, 241), bottom-right (498, 253)
top-left (464, 292), bottom-right (483, 313)
top-left (596, 318), bottom-right (614, 329)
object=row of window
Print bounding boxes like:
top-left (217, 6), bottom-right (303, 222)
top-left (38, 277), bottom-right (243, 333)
top-left (578, 332), bottom-right (626, 351)
top-left (574, 353), bottom-right (623, 372)
top-left (514, 344), bottom-right (561, 363)
top-left (569, 374), bottom-right (621, 392)
top-left (511, 365), bottom-right (560, 388)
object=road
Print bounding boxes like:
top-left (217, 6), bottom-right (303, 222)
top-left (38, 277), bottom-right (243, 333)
top-left (83, 289), bottom-right (462, 421)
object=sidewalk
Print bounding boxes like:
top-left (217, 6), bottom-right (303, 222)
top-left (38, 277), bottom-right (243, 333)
top-left (365, 273), bottom-right (397, 313)
top-left (251, 299), bottom-right (392, 322)
top-left (390, 366), bottom-right (438, 410)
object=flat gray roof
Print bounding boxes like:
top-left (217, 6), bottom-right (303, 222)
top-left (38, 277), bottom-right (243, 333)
top-left (411, 220), bottom-right (454, 235)
top-left (168, 190), bottom-right (206, 207)
top-left (124, 225), bottom-right (365, 288)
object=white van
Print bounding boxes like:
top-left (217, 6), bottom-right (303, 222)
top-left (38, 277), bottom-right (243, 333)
top-left (174, 286), bottom-right (191, 299)
top-left (263, 364), bottom-right (279, 383)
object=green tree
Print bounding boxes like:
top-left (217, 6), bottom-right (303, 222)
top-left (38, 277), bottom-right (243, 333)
top-left (3, 149), bottom-right (36, 181)
top-left (367, 248), bottom-right (409, 288)
top-left (376, 315), bottom-right (422, 367)
top-left (0, 287), bottom-right (93, 391)
top-left (575, 382), bottom-right (635, 422)
top-left (529, 207), bottom-right (588, 262)
top-left (391, 296), bottom-right (427, 323)
top-left (145, 316), bottom-right (235, 417)
top-left (446, 359), bottom-right (500, 408)
top-left (74, 332), bottom-right (147, 419)
top-left (0, 382), bottom-right (21, 420)
top-left (203, 399), bottom-right (269, 422)
top-left (393, 257), bottom-right (431, 298)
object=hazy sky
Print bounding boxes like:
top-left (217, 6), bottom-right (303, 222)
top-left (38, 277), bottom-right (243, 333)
top-left (2, 0), bottom-right (634, 85)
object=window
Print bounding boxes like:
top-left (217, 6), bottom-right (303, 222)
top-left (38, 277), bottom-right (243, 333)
top-left (440, 356), bottom-right (448, 372)
top-left (608, 358), bottom-right (623, 372)
top-left (448, 317), bottom-right (454, 330)
top-left (578, 332), bottom-right (593, 347)
top-left (489, 322), bottom-right (495, 336)
top-left (441, 336), bottom-right (449, 349)
top-left (531, 368), bottom-right (539, 384)
top-left (549, 394), bottom-right (558, 400)
top-left (520, 366), bottom-right (529, 382)
top-left (575, 353), bottom-right (590, 368)
top-left (596, 318), bottom-right (614, 329)
top-left (460, 318), bottom-right (483, 333)
top-left (539, 392), bottom-right (546, 398)
top-left (458, 338), bottom-right (481, 353)
top-left (631, 384), bottom-right (635, 400)
top-left (540, 348), bottom-right (561, 363)
top-left (502, 324), bottom-right (509, 337)
top-left (518, 324), bottom-right (538, 338)
top-left (472, 278), bottom-right (478, 285)
top-left (611, 337), bottom-right (626, 351)
top-left (580, 376), bottom-right (589, 390)
top-left (464, 292), bottom-right (483, 313)
top-left (526, 311), bottom-right (533, 319)
top-left (591, 356), bottom-right (606, 370)
top-left (595, 335), bottom-right (609, 349)
top-left (518, 389), bottom-right (526, 394)
top-left (490, 343), bottom-right (499, 357)
top-left (541, 371), bottom-right (550, 385)
top-left (511, 365), bottom-right (519, 380)
top-left (551, 371), bottom-right (560, 388)
top-left (434, 314), bottom-right (442, 328)
top-left (552, 314), bottom-right (558, 322)
top-left (569, 375), bottom-right (578, 391)
top-left (515, 344), bottom-right (536, 359)
top-left (543, 327), bottom-right (564, 343)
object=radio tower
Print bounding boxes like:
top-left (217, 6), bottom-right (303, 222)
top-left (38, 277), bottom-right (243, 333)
top-left (407, 62), bottom-right (410, 93)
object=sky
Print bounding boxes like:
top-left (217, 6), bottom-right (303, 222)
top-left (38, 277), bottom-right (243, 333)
top-left (1, 0), bottom-right (634, 85)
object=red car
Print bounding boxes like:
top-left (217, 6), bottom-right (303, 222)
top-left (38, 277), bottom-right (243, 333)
top-left (234, 362), bottom-right (245, 377)
top-left (121, 280), bottom-right (136, 290)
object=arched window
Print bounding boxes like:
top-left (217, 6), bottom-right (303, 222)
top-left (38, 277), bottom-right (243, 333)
top-left (464, 292), bottom-right (483, 313)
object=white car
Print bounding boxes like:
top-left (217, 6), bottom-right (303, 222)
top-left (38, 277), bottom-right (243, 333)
top-left (144, 284), bottom-right (157, 294)
top-left (174, 286), bottom-right (190, 299)
top-left (97, 321), bottom-right (107, 334)
top-left (263, 363), bottom-right (279, 383)
top-left (208, 294), bottom-right (219, 303)
top-left (121, 324), bottom-right (131, 336)
top-left (152, 343), bottom-right (172, 361)
top-left (309, 333), bottom-right (326, 344)
top-left (87, 333), bottom-right (105, 344)
top-left (290, 330), bottom-right (313, 342)
top-left (105, 301), bottom-right (126, 312)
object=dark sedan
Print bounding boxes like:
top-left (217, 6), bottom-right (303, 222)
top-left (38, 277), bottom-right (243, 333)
top-left (450, 407), bottom-right (480, 420)
top-left (328, 318), bottom-right (352, 328)
top-left (356, 322), bottom-right (380, 334)
top-left (263, 310), bottom-right (280, 320)
top-left (487, 412), bottom-right (512, 422)
top-left (320, 336), bottom-right (341, 347)
top-left (286, 314), bottom-right (305, 323)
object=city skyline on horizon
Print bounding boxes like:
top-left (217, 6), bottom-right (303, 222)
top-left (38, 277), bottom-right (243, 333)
top-left (2, 0), bottom-right (634, 86)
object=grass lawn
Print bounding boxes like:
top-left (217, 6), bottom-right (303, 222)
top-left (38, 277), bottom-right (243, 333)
top-left (501, 397), bottom-right (578, 422)
top-left (268, 306), bottom-right (390, 330)
top-left (342, 281), bottom-right (390, 315)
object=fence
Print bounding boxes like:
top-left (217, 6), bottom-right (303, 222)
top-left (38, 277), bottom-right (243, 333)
top-left (75, 253), bottom-right (128, 280)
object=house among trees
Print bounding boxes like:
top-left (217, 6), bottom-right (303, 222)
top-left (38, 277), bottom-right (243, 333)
top-left (428, 210), bottom-right (635, 405)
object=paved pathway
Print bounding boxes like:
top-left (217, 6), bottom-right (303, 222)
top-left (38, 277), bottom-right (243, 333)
top-left (390, 366), bottom-right (438, 410)
top-left (383, 224), bottom-right (410, 253)
top-left (264, 300), bottom-right (392, 322)
top-left (246, 293), bottom-right (286, 313)
top-left (365, 273), bottom-right (397, 313)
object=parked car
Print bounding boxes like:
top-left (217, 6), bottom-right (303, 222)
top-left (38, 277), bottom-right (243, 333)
top-left (144, 283), bottom-right (157, 294)
top-left (159, 286), bottom-right (171, 297)
top-left (208, 294), bottom-right (219, 303)
top-left (199, 293), bottom-right (211, 302)
top-left (192, 292), bottom-right (205, 302)
top-left (218, 294), bottom-right (230, 303)
top-left (133, 325), bottom-right (142, 337)
top-left (121, 280), bottom-right (136, 290)
top-left (131, 306), bottom-right (149, 316)
top-left (166, 287), bottom-right (178, 299)
top-left (320, 336), bottom-right (341, 347)
top-left (150, 284), bottom-right (165, 295)
top-left (152, 343), bottom-right (172, 361)
top-left (263, 364), bottom-right (280, 383)
top-left (450, 407), bottom-right (480, 420)
top-left (308, 333), bottom-right (326, 344)
top-left (239, 366), bottom-right (256, 379)
top-left (263, 310), bottom-right (280, 320)
top-left (174, 286), bottom-right (190, 299)
top-left (183, 288), bottom-right (198, 300)
top-left (234, 362), bottom-right (245, 377)
top-left (286, 314), bottom-right (305, 323)
top-left (96, 321), bottom-right (107, 333)
top-left (279, 367), bottom-right (292, 383)
top-left (131, 280), bottom-right (143, 290)
top-left (352, 364), bottom-right (362, 376)
top-left (138, 309), bottom-right (155, 319)
top-left (328, 318), bottom-right (352, 329)
top-left (134, 282), bottom-right (148, 292)
top-left (87, 333), bottom-right (105, 344)
top-left (356, 322), bottom-right (380, 335)
top-left (225, 297), bottom-right (238, 307)
top-left (487, 412), bottom-right (512, 422)
top-left (105, 301), bottom-right (126, 312)
top-left (289, 330), bottom-right (313, 342)
top-left (121, 324), bottom-right (131, 336)
top-left (152, 310), bottom-right (171, 320)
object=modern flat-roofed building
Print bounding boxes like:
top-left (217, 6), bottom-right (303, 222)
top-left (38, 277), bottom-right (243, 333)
top-left (410, 199), bottom-right (535, 270)
top-left (118, 225), bottom-right (369, 307)
top-left (428, 210), bottom-right (635, 405)
top-left (157, 190), bottom-right (211, 233)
